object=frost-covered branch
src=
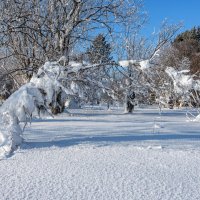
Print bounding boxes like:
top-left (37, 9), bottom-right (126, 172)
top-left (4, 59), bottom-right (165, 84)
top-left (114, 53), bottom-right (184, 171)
top-left (0, 61), bottom-right (71, 157)
top-left (0, 59), bottom-right (123, 157)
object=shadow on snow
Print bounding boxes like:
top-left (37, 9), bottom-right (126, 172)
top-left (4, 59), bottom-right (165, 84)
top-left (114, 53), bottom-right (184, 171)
top-left (22, 133), bottom-right (200, 150)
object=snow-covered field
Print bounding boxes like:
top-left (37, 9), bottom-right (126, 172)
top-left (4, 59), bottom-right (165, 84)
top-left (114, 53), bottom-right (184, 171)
top-left (0, 106), bottom-right (200, 200)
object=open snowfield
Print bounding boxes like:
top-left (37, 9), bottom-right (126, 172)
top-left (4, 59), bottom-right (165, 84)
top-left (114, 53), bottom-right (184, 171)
top-left (0, 106), bottom-right (200, 200)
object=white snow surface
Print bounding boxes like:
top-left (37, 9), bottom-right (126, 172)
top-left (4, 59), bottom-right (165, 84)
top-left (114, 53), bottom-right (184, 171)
top-left (0, 106), bottom-right (200, 200)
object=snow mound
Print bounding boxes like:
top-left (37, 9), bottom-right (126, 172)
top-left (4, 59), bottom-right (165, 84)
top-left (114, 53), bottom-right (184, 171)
top-left (0, 61), bottom-right (70, 157)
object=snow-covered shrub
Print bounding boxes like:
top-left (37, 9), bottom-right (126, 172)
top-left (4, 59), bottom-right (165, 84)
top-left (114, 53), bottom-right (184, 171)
top-left (165, 67), bottom-right (200, 106)
top-left (0, 83), bottom-right (45, 155)
top-left (0, 61), bottom-right (70, 157)
top-left (30, 62), bottom-right (69, 114)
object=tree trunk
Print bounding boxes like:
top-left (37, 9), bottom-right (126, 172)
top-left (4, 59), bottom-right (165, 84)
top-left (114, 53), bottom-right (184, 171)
top-left (124, 91), bottom-right (135, 113)
top-left (126, 100), bottom-right (134, 113)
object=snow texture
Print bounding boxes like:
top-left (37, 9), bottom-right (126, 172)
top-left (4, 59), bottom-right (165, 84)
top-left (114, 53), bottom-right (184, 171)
top-left (0, 107), bottom-right (200, 200)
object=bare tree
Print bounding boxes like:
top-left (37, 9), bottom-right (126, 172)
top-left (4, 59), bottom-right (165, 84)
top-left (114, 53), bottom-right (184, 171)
top-left (117, 21), bottom-right (182, 112)
top-left (0, 0), bottom-right (146, 83)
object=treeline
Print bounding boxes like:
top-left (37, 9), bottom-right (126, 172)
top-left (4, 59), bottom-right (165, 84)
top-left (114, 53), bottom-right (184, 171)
top-left (0, 0), bottom-right (199, 110)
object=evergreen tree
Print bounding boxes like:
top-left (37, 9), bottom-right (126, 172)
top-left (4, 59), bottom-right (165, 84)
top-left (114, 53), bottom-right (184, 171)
top-left (87, 34), bottom-right (113, 64)
top-left (173, 26), bottom-right (200, 76)
top-left (86, 34), bottom-right (113, 105)
top-left (174, 26), bottom-right (200, 42)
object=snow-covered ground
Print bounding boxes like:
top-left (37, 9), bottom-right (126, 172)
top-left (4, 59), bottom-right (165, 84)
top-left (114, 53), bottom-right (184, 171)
top-left (0, 106), bottom-right (200, 200)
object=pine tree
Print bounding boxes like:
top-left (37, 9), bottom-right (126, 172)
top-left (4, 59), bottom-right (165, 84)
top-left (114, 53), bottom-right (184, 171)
top-left (173, 26), bottom-right (200, 76)
top-left (86, 34), bottom-right (113, 105)
top-left (174, 26), bottom-right (200, 43)
top-left (87, 34), bottom-right (112, 64)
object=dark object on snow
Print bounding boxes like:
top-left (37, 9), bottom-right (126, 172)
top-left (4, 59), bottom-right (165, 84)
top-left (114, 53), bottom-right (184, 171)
top-left (126, 92), bottom-right (136, 113)
top-left (0, 79), bottom-right (15, 100)
top-left (168, 97), bottom-right (174, 109)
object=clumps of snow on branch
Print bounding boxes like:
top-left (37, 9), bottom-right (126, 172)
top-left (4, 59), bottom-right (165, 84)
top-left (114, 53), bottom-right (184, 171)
top-left (0, 83), bottom-right (44, 156)
top-left (0, 61), bottom-right (73, 157)
top-left (139, 60), bottom-right (151, 70)
top-left (0, 60), bottom-right (120, 157)
top-left (165, 67), bottom-right (195, 94)
top-left (119, 49), bottom-right (160, 70)
top-left (119, 59), bottom-right (151, 71)
top-left (119, 60), bottom-right (137, 67)
top-left (166, 66), bottom-right (200, 121)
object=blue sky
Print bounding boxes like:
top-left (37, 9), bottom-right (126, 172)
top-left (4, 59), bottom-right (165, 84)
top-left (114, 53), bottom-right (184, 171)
top-left (142, 0), bottom-right (200, 36)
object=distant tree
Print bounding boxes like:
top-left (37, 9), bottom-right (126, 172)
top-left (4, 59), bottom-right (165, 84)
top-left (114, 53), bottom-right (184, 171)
top-left (156, 26), bottom-right (200, 108)
top-left (85, 34), bottom-right (114, 106)
top-left (173, 26), bottom-right (200, 76)
top-left (87, 34), bottom-right (113, 64)
top-left (118, 21), bottom-right (182, 112)
top-left (174, 27), bottom-right (200, 42)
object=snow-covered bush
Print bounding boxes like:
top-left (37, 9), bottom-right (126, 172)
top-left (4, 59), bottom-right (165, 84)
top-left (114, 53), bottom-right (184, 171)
top-left (0, 83), bottom-right (44, 156)
top-left (165, 67), bottom-right (200, 105)
top-left (0, 61), bottom-right (71, 157)
top-left (165, 66), bottom-right (200, 121)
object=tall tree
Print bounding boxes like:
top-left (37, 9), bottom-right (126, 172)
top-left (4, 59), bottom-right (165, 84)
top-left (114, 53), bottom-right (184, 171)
top-left (118, 21), bottom-right (182, 112)
top-left (87, 34), bottom-right (112, 64)
top-left (0, 0), bottom-right (146, 79)
top-left (85, 34), bottom-right (113, 105)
